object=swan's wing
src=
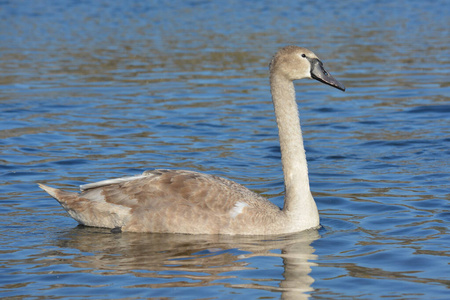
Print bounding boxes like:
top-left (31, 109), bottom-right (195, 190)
top-left (79, 169), bottom-right (278, 233)
top-left (41, 169), bottom-right (280, 234)
top-left (81, 169), bottom-right (259, 212)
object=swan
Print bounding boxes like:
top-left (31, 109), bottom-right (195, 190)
top-left (39, 46), bottom-right (345, 235)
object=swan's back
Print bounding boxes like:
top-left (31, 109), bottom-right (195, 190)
top-left (39, 169), bottom-right (283, 234)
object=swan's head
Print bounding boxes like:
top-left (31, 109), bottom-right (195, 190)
top-left (270, 45), bottom-right (345, 91)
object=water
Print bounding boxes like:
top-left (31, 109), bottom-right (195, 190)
top-left (1, 0), bottom-right (449, 299)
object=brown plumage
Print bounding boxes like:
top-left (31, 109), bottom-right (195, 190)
top-left (39, 46), bottom-right (345, 235)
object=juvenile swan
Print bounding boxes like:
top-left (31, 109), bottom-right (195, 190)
top-left (39, 46), bottom-right (345, 235)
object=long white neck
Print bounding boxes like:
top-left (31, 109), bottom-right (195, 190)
top-left (270, 74), bottom-right (319, 229)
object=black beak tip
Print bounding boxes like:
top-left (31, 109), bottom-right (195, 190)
top-left (327, 77), bottom-right (345, 92)
top-left (337, 84), bottom-right (346, 92)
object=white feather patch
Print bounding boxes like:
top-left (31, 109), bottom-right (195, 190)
top-left (80, 174), bottom-right (150, 191)
top-left (230, 202), bottom-right (249, 219)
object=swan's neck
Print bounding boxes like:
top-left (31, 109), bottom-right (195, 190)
top-left (270, 74), bottom-right (319, 228)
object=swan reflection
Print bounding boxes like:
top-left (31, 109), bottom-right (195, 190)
top-left (49, 227), bottom-right (320, 299)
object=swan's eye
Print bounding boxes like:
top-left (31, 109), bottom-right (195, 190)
top-left (301, 54), bottom-right (306, 58)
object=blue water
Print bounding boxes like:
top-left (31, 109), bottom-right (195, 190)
top-left (1, 0), bottom-right (449, 299)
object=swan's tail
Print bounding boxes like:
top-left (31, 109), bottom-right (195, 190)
top-left (38, 183), bottom-right (126, 229)
top-left (38, 183), bottom-right (60, 200)
top-left (38, 183), bottom-right (78, 205)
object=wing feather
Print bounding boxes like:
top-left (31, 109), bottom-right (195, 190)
top-left (46, 169), bottom-right (282, 234)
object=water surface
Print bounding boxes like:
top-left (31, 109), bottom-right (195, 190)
top-left (1, 0), bottom-right (449, 299)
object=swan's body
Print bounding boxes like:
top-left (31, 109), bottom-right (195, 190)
top-left (39, 46), bottom-right (345, 235)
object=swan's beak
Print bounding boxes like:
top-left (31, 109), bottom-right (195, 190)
top-left (309, 58), bottom-right (345, 91)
